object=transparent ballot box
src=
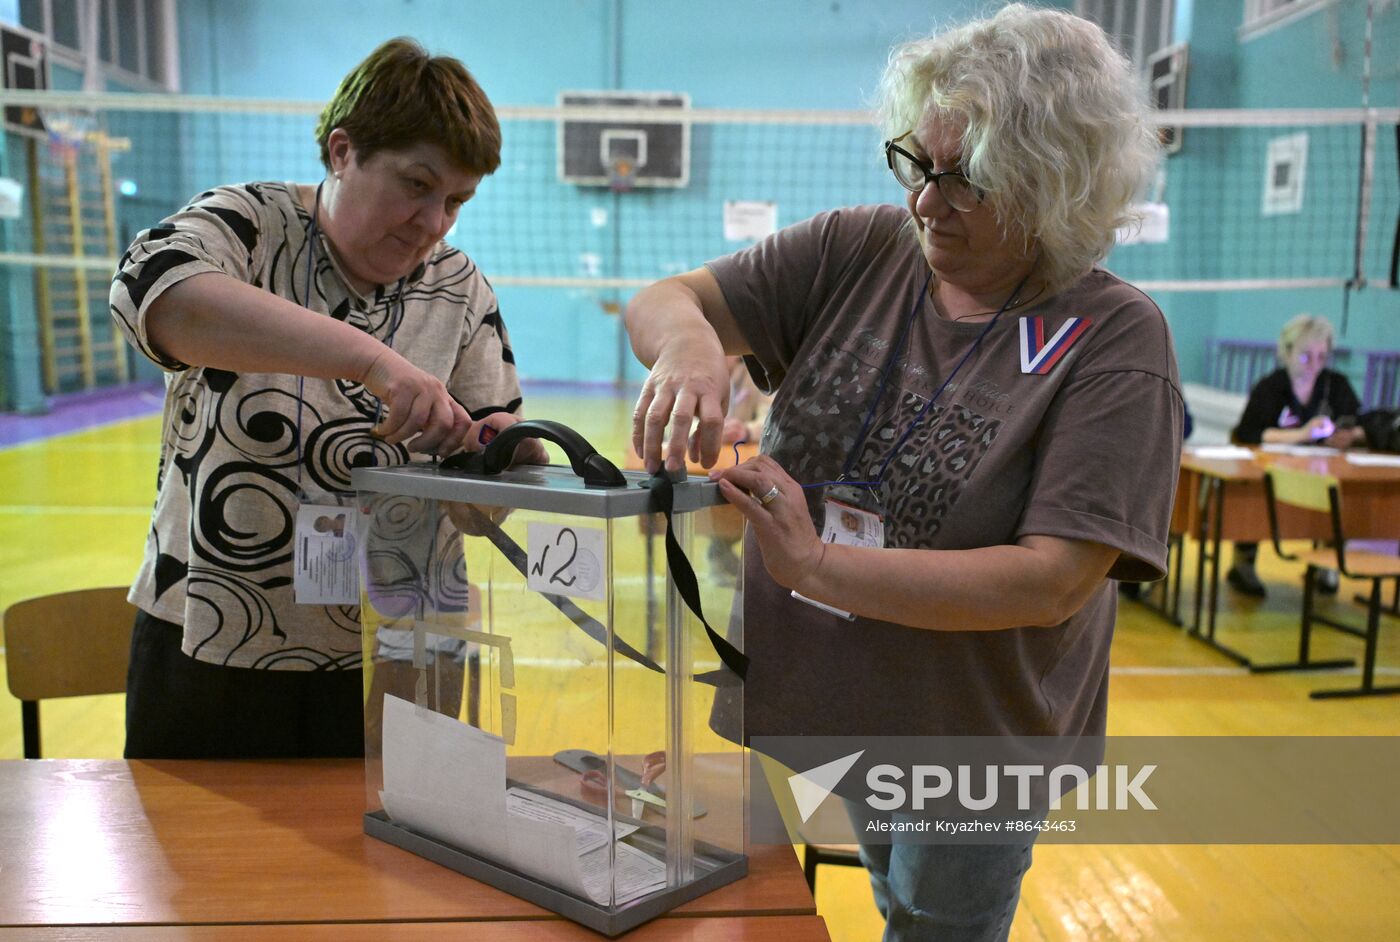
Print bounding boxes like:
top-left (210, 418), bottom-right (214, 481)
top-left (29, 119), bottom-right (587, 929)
top-left (352, 421), bottom-right (747, 937)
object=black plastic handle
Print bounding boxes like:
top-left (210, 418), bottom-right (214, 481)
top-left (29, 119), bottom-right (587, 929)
top-left (442, 419), bottom-right (627, 488)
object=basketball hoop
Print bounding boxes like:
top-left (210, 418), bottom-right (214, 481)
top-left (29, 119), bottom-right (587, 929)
top-left (559, 92), bottom-right (689, 190)
top-left (608, 155), bottom-right (636, 192)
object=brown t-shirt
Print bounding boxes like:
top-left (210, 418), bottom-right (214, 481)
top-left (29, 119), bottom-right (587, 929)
top-left (707, 204), bottom-right (1183, 739)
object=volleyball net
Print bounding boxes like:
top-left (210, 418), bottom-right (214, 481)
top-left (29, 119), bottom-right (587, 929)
top-left (1, 90), bottom-right (1396, 391)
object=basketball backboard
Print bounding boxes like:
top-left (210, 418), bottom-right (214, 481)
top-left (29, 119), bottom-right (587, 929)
top-left (558, 91), bottom-right (690, 189)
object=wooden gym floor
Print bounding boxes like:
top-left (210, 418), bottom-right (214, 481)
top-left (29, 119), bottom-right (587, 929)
top-left (1, 385), bottom-right (1397, 941)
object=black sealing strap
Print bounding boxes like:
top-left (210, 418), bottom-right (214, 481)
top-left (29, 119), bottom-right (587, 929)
top-left (647, 473), bottom-right (750, 682)
top-left (461, 504), bottom-right (741, 688)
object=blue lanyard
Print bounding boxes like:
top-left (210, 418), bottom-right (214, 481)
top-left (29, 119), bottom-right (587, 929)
top-left (294, 182), bottom-right (406, 498)
top-left (804, 269), bottom-right (1030, 495)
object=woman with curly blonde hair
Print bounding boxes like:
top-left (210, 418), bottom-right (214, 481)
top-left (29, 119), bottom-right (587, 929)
top-left (626, 6), bottom-right (1182, 939)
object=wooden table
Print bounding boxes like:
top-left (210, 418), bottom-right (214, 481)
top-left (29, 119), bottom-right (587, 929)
top-left (1173, 447), bottom-right (1400, 668)
top-left (0, 760), bottom-right (827, 940)
top-left (11, 920), bottom-right (830, 940)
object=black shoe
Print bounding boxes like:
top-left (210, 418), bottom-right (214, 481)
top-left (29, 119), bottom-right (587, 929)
top-left (1316, 569), bottom-right (1340, 595)
top-left (1227, 565), bottom-right (1267, 597)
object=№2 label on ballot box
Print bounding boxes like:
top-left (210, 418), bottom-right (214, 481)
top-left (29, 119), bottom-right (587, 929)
top-left (526, 522), bottom-right (607, 601)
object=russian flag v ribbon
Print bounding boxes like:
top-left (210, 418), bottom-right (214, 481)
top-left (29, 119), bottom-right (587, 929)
top-left (1018, 315), bottom-right (1091, 375)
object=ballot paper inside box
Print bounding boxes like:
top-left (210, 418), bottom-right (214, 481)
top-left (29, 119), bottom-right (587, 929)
top-left (351, 422), bottom-right (747, 937)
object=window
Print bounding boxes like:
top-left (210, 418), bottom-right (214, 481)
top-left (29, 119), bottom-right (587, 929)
top-left (50, 0), bottom-right (78, 51)
top-left (1145, 42), bottom-right (1188, 154)
top-left (140, 0), bottom-right (164, 84)
top-left (98, 0), bottom-right (115, 65)
top-left (18, 0), bottom-right (46, 36)
top-left (1077, 0), bottom-right (1176, 72)
top-left (115, 0), bottom-right (139, 75)
top-left (1241, 0), bottom-right (1337, 40)
top-left (16, 0), bottom-right (176, 90)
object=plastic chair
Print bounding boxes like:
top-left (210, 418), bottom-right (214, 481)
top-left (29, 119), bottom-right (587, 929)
top-left (1264, 467), bottom-right (1400, 699)
top-left (3, 587), bottom-right (135, 757)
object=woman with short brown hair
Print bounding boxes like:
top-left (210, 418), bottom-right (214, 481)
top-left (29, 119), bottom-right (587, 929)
top-left (111, 38), bottom-right (541, 759)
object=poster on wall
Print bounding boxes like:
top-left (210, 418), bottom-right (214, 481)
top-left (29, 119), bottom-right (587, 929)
top-left (1262, 132), bottom-right (1308, 217)
top-left (2, 25), bottom-right (48, 134)
top-left (1116, 202), bottom-right (1170, 245)
top-left (723, 200), bottom-right (778, 241)
top-left (0, 177), bottom-right (22, 219)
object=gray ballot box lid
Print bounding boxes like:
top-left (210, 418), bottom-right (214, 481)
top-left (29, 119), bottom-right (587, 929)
top-left (351, 462), bottom-right (727, 520)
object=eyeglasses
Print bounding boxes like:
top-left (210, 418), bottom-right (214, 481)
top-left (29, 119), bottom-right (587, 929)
top-left (1296, 351), bottom-right (1330, 366)
top-left (883, 133), bottom-right (984, 213)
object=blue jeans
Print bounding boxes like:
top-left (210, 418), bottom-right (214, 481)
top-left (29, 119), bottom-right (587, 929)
top-left (847, 803), bottom-right (1035, 942)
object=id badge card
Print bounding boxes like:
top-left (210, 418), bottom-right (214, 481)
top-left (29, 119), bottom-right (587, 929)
top-left (790, 496), bottom-right (886, 621)
top-left (819, 496), bottom-right (885, 549)
top-left (294, 503), bottom-right (365, 605)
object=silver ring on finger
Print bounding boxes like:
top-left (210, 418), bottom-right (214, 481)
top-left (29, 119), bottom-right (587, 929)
top-left (757, 484), bottom-right (780, 507)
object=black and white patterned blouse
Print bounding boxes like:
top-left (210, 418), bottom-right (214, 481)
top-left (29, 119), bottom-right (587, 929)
top-left (110, 182), bottom-right (520, 669)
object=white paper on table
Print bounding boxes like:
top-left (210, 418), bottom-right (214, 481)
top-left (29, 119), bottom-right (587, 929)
top-left (502, 795), bottom-right (661, 905)
top-left (1258, 443), bottom-right (1340, 456)
top-left (380, 694), bottom-right (509, 857)
top-left (379, 694), bottom-right (664, 907)
top-left (503, 813), bottom-right (665, 906)
top-left (507, 787), bottom-right (640, 856)
top-left (380, 698), bottom-right (587, 897)
top-left (1188, 445), bottom-right (1255, 460)
top-left (379, 788), bottom-right (510, 860)
top-left (504, 795), bottom-right (655, 901)
top-left (578, 841), bottom-right (669, 906)
top-left (504, 807), bottom-right (596, 898)
top-left (1346, 452), bottom-right (1400, 467)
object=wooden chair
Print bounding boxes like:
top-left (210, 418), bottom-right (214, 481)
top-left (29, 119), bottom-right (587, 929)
top-left (802, 842), bottom-right (863, 893)
top-left (3, 587), bottom-right (135, 758)
top-left (1263, 467), bottom-right (1400, 699)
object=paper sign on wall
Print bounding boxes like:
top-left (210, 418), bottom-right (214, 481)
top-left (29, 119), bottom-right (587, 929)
top-left (527, 522), bottom-right (607, 601)
top-left (0, 178), bottom-right (22, 220)
top-left (1116, 202), bottom-right (1169, 245)
top-left (1262, 132), bottom-right (1308, 216)
top-left (723, 200), bottom-right (777, 241)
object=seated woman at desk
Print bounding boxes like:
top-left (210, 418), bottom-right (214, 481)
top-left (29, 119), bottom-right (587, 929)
top-left (1226, 314), bottom-right (1364, 596)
